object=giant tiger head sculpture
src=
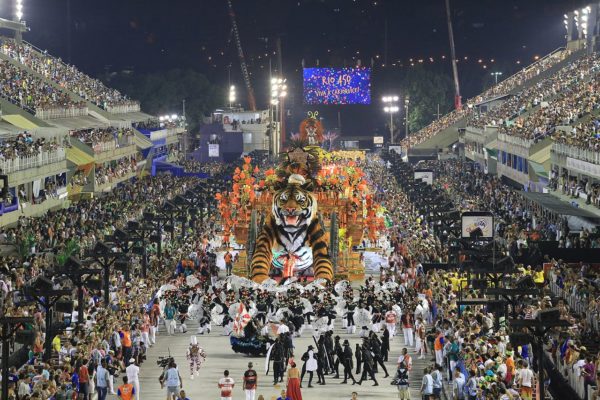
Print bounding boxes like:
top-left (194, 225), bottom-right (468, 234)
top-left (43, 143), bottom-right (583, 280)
top-left (272, 174), bottom-right (316, 232)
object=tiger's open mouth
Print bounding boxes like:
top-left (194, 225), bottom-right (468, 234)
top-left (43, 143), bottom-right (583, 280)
top-left (285, 215), bottom-right (300, 226)
top-left (280, 209), bottom-right (304, 227)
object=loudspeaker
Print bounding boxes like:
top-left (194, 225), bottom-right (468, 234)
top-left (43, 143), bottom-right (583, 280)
top-left (516, 275), bottom-right (535, 289)
top-left (132, 245), bottom-right (144, 255)
top-left (509, 332), bottom-right (532, 346)
top-left (50, 322), bottom-right (68, 335)
top-left (33, 276), bottom-right (53, 292)
top-left (86, 278), bottom-right (103, 291)
top-left (55, 299), bottom-right (74, 313)
top-left (113, 229), bottom-right (129, 242)
top-left (143, 212), bottom-right (155, 222)
top-left (472, 279), bottom-right (487, 290)
top-left (538, 308), bottom-right (560, 323)
top-left (94, 242), bottom-right (111, 254)
top-left (127, 221), bottom-right (140, 230)
top-left (15, 330), bottom-right (35, 344)
top-left (487, 300), bottom-right (505, 315)
top-left (115, 259), bottom-right (129, 272)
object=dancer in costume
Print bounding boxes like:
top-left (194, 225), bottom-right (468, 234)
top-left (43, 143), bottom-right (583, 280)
top-left (185, 336), bottom-right (206, 380)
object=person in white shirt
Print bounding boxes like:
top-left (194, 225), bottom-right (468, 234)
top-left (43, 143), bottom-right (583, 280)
top-left (420, 367), bottom-right (434, 400)
top-left (516, 360), bottom-right (534, 400)
top-left (126, 358), bottom-right (140, 400)
top-left (218, 369), bottom-right (235, 400)
top-left (453, 367), bottom-right (465, 400)
top-left (164, 361), bottom-right (182, 400)
top-left (431, 364), bottom-right (443, 398)
top-left (396, 348), bottom-right (412, 372)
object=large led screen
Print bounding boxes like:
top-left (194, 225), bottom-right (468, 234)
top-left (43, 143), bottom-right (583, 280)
top-left (303, 68), bottom-right (371, 105)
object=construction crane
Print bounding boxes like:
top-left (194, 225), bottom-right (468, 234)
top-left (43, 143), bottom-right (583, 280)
top-left (445, 0), bottom-right (462, 110)
top-left (226, 0), bottom-right (257, 111)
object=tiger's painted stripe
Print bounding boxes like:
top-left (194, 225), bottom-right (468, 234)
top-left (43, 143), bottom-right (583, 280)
top-left (307, 218), bottom-right (334, 281)
top-left (250, 214), bottom-right (277, 282)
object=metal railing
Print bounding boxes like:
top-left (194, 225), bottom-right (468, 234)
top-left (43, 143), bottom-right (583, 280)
top-left (498, 133), bottom-right (535, 148)
top-left (0, 147), bottom-right (66, 174)
top-left (547, 270), bottom-right (600, 400)
top-left (0, 91), bottom-right (36, 115)
top-left (149, 128), bottom-right (182, 141)
top-left (548, 271), bottom-right (600, 332)
top-left (553, 142), bottom-right (600, 165)
top-left (35, 106), bottom-right (88, 120)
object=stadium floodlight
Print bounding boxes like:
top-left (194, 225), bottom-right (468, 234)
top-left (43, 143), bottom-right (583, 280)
top-left (228, 85), bottom-right (236, 106)
top-left (159, 116), bottom-right (165, 122)
top-left (171, 114), bottom-right (178, 120)
top-left (15, 0), bottom-right (23, 20)
top-left (382, 94), bottom-right (400, 144)
top-left (491, 71), bottom-right (503, 85)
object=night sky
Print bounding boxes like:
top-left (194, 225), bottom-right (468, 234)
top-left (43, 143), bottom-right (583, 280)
top-left (5, 0), bottom-right (588, 134)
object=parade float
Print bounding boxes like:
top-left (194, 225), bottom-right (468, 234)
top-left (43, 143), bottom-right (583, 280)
top-left (217, 112), bottom-right (386, 282)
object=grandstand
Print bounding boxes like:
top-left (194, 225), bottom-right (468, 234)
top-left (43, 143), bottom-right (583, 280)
top-left (0, 35), bottom-right (186, 227)
top-left (406, 3), bottom-right (600, 219)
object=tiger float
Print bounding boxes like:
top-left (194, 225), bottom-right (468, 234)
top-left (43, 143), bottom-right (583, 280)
top-left (250, 174), bottom-right (334, 283)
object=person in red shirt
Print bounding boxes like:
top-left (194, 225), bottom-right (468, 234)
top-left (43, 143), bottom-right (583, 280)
top-left (78, 360), bottom-right (90, 400)
top-left (150, 299), bottom-right (160, 344)
top-left (243, 362), bottom-right (258, 400)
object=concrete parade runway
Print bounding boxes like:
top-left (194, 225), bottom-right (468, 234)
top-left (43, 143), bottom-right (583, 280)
top-left (130, 318), bottom-right (432, 400)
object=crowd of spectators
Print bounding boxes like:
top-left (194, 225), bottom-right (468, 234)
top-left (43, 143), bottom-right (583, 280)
top-left (0, 39), bottom-right (139, 111)
top-left (552, 117), bottom-right (600, 151)
top-left (179, 159), bottom-right (228, 175)
top-left (134, 118), bottom-right (185, 131)
top-left (381, 152), bottom-right (599, 399)
top-left (500, 59), bottom-right (600, 141)
top-left (0, 174), bottom-right (203, 399)
top-left (400, 49), bottom-right (570, 149)
top-left (94, 155), bottom-right (140, 187)
top-left (0, 133), bottom-right (62, 161)
top-left (468, 54), bottom-right (600, 131)
top-left (69, 128), bottom-right (134, 147)
top-left (0, 60), bottom-right (84, 114)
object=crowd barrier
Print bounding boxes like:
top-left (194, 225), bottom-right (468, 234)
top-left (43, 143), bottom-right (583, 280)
top-left (548, 271), bottom-right (599, 399)
top-left (548, 271), bottom-right (600, 332)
